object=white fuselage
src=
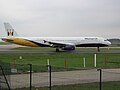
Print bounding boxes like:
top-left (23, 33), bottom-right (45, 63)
top-left (15, 36), bottom-right (111, 47)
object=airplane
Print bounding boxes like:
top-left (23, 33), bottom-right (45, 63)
top-left (1, 23), bottom-right (111, 52)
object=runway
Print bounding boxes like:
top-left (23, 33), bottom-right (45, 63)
top-left (0, 49), bottom-right (120, 53)
top-left (0, 45), bottom-right (120, 53)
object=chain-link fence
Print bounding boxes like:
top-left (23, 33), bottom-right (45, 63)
top-left (0, 61), bottom-right (120, 90)
top-left (0, 61), bottom-right (11, 90)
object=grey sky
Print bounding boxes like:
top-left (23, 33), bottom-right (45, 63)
top-left (0, 0), bottom-right (120, 38)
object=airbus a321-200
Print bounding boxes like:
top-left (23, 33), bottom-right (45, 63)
top-left (2, 23), bottom-right (111, 52)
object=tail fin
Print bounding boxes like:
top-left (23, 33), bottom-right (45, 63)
top-left (4, 23), bottom-right (18, 37)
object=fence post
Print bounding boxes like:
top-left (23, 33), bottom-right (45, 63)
top-left (47, 65), bottom-right (51, 90)
top-left (47, 59), bottom-right (50, 71)
top-left (64, 59), bottom-right (67, 69)
top-left (97, 68), bottom-right (102, 90)
top-left (28, 64), bottom-right (32, 90)
top-left (83, 57), bottom-right (86, 68)
top-left (94, 54), bottom-right (97, 67)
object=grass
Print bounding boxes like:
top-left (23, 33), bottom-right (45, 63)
top-left (0, 48), bottom-right (120, 73)
top-left (0, 53), bottom-right (120, 68)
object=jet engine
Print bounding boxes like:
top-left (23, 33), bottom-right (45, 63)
top-left (62, 45), bottom-right (75, 50)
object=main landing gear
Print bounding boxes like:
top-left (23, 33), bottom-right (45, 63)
top-left (97, 47), bottom-right (100, 52)
top-left (56, 48), bottom-right (60, 52)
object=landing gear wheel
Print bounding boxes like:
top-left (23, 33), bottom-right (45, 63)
top-left (72, 47), bottom-right (75, 50)
top-left (56, 48), bottom-right (60, 52)
top-left (97, 47), bottom-right (100, 52)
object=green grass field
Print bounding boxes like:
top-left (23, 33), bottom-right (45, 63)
top-left (0, 53), bottom-right (120, 71)
top-left (0, 47), bottom-right (120, 72)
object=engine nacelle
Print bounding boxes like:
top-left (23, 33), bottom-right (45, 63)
top-left (62, 45), bottom-right (75, 50)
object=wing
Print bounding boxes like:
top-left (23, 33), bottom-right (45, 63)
top-left (43, 40), bottom-right (75, 48)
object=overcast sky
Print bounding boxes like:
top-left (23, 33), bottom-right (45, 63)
top-left (0, 0), bottom-right (120, 38)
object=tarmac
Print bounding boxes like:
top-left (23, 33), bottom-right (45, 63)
top-left (0, 44), bottom-right (120, 53)
top-left (10, 69), bottom-right (120, 89)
